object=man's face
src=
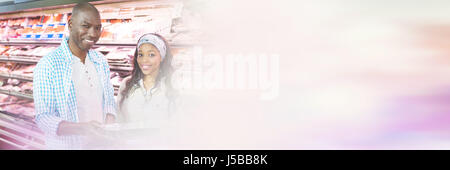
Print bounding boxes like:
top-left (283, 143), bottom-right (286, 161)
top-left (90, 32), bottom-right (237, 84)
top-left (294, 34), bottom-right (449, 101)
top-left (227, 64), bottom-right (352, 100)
top-left (69, 10), bottom-right (102, 52)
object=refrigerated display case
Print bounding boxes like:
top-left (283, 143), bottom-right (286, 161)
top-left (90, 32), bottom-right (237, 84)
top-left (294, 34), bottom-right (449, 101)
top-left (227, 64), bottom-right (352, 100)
top-left (0, 0), bottom-right (197, 149)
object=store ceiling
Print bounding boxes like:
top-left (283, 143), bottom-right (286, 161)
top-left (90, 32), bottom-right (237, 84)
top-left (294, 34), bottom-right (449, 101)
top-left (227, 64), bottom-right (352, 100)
top-left (0, 0), bottom-right (101, 14)
top-left (0, 0), bottom-right (13, 6)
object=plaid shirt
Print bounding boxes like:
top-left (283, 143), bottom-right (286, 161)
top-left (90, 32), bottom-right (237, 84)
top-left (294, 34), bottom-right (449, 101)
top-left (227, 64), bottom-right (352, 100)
top-left (33, 37), bottom-right (117, 149)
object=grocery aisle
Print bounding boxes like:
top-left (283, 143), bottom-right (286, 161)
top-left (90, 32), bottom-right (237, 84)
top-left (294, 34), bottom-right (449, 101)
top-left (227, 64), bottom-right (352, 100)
top-left (0, 0), bottom-right (196, 149)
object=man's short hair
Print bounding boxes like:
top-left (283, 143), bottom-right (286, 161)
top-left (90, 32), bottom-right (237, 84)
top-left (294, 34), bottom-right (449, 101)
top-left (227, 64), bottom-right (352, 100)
top-left (71, 2), bottom-right (99, 20)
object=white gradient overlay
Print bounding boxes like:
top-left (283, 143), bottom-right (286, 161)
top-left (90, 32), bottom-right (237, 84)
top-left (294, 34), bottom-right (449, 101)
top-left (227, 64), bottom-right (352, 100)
top-left (150, 0), bottom-right (450, 149)
top-left (45, 0), bottom-right (450, 149)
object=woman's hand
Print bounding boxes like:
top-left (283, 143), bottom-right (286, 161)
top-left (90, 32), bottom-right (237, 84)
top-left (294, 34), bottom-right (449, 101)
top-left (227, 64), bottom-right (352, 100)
top-left (105, 113), bottom-right (116, 124)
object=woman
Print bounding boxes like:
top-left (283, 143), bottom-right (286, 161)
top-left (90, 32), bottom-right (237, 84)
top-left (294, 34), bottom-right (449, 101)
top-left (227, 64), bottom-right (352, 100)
top-left (116, 33), bottom-right (178, 128)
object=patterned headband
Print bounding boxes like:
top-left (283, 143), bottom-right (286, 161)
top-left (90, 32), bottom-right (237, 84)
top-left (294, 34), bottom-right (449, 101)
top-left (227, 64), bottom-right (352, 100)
top-left (137, 34), bottom-right (167, 59)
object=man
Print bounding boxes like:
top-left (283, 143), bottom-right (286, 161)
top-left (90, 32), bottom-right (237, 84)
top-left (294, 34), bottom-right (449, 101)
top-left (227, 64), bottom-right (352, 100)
top-left (33, 2), bottom-right (116, 149)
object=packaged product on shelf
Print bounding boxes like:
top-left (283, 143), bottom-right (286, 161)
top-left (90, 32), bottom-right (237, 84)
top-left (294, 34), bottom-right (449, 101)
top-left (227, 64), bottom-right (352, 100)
top-left (32, 24), bottom-right (44, 39)
top-left (0, 63), bottom-right (8, 73)
top-left (6, 26), bottom-right (21, 39)
top-left (9, 46), bottom-right (26, 55)
top-left (1, 83), bottom-right (21, 92)
top-left (19, 82), bottom-right (32, 94)
top-left (0, 96), bottom-right (35, 118)
top-left (43, 23), bottom-right (56, 39)
top-left (100, 19), bottom-right (131, 42)
top-left (96, 46), bottom-right (116, 55)
top-left (55, 23), bottom-right (66, 38)
top-left (4, 47), bottom-right (16, 56)
top-left (21, 25), bottom-right (33, 38)
top-left (0, 45), bottom-right (9, 55)
top-left (106, 47), bottom-right (134, 64)
top-left (111, 74), bottom-right (123, 87)
top-left (11, 64), bottom-right (35, 77)
top-left (99, 19), bottom-right (114, 41)
top-left (0, 79), bottom-right (32, 96)
top-left (6, 78), bottom-right (20, 86)
top-left (110, 71), bottom-right (119, 79)
top-left (0, 93), bottom-right (9, 103)
top-left (33, 46), bottom-right (57, 57)
top-left (41, 14), bottom-right (65, 39)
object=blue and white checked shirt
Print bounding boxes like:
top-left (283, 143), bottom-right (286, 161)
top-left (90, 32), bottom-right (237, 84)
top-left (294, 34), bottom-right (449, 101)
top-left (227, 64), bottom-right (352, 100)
top-left (33, 37), bottom-right (117, 149)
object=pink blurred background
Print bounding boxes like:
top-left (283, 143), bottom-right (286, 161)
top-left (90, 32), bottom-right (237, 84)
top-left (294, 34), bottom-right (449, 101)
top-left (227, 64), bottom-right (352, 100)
top-left (160, 0), bottom-right (450, 149)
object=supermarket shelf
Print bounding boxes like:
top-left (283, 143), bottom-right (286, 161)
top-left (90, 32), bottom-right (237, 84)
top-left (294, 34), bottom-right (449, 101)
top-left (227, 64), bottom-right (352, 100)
top-left (0, 109), bottom-right (34, 123)
top-left (110, 65), bottom-right (132, 72)
top-left (0, 40), bottom-right (136, 47)
top-left (0, 111), bottom-right (41, 136)
top-left (0, 0), bottom-right (95, 15)
top-left (0, 128), bottom-right (43, 150)
top-left (0, 56), bottom-right (133, 72)
top-left (0, 85), bottom-right (118, 100)
top-left (0, 112), bottom-right (45, 150)
top-left (0, 74), bottom-right (120, 97)
top-left (0, 40), bottom-right (61, 46)
top-left (0, 56), bottom-right (39, 64)
top-left (0, 136), bottom-right (27, 150)
top-left (0, 0), bottom-right (140, 16)
top-left (0, 73), bottom-right (33, 82)
top-left (0, 40), bottom-right (195, 48)
top-left (0, 108), bottom-right (38, 128)
top-left (0, 89), bottom-right (33, 100)
top-left (109, 63), bottom-right (132, 67)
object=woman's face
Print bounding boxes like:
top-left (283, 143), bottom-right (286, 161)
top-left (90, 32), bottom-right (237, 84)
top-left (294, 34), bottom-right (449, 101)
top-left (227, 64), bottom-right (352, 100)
top-left (137, 43), bottom-right (162, 76)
